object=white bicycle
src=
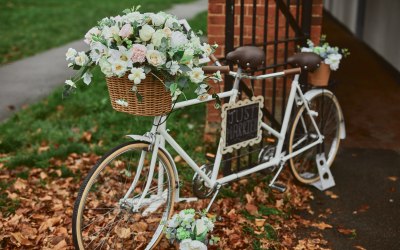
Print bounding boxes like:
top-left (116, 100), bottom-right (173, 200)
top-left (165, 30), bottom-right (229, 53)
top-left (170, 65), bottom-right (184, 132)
top-left (72, 46), bottom-right (345, 249)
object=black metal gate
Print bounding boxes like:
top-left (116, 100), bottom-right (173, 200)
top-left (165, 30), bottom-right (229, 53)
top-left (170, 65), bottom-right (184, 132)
top-left (222, 0), bottom-right (313, 175)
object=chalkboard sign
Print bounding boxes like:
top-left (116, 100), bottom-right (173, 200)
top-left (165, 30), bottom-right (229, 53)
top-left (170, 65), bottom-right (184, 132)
top-left (221, 96), bottom-right (264, 154)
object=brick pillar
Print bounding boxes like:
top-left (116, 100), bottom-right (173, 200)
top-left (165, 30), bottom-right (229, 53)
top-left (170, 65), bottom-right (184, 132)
top-left (205, 0), bottom-right (323, 142)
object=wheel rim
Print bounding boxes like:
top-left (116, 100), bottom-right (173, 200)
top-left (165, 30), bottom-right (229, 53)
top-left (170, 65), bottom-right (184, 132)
top-left (289, 93), bottom-right (341, 184)
top-left (74, 143), bottom-right (175, 250)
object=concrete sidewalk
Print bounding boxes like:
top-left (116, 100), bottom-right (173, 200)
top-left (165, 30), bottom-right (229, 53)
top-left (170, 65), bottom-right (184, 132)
top-left (0, 0), bottom-right (207, 121)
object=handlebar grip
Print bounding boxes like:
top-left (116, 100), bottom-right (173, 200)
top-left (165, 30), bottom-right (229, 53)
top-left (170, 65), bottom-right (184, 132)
top-left (209, 54), bottom-right (219, 63)
top-left (202, 66), bottom-right (230, 74)
top-left (283, 67), bottom-right (301, 76)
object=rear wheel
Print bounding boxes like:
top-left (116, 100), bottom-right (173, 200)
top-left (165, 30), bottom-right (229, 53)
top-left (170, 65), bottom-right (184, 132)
top-left (289, 91), bottom-right (342, 184)
top-left (72, 141), bottom-right (176, 249)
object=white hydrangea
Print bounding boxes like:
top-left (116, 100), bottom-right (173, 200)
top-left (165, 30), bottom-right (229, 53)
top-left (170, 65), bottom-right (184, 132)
top-left (201, 43), bottom-right (213, 56)
top-left (151, 13), bottom-right (166, 26)
top-left (164, 17), bottom-right (179, 29)
top-left (179, 239), bottom-right (207, 250)
top-left (170, 31), bottom-right (188, 48)
top-left (84, 27), bottom-right (100, 44)
top-left (166, 61), bottom-right (180, 75)
top-left (123, 12), bottom-right (143, 23)
top-left (325, 53), bottom-right (342, 71)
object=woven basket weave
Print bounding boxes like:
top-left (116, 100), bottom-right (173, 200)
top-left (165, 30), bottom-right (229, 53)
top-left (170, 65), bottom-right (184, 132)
top-left (106, 73), bottom-right (172, 116)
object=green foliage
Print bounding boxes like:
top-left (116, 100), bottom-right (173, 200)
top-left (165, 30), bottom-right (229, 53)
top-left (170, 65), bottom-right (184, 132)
top-left (188, 11), bottom-right (208, 35)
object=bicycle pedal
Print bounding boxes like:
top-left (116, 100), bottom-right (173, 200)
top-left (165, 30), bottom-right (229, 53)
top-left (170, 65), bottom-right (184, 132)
top-left (269, 183), bottom-right (287, 193)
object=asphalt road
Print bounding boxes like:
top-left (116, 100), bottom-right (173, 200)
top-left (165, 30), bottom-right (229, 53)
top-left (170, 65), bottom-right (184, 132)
top-left (304, 12), bottom-right (400, 250)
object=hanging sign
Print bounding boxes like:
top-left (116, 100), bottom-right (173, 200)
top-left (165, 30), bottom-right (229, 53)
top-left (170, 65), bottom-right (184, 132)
top-left (220, 96), bottom-right (264, 154)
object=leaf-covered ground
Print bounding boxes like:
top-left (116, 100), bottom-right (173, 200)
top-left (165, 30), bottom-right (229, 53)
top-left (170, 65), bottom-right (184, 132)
top-left (0, 149), bottom-right (339, 249)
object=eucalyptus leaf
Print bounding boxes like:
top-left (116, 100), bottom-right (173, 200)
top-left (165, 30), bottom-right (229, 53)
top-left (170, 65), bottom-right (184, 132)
top-left (179, 64), bottom-right (191, 73)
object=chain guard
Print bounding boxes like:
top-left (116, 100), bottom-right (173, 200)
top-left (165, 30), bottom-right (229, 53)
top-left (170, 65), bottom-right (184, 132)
top-left (192, 165), bottom-right (215, 199)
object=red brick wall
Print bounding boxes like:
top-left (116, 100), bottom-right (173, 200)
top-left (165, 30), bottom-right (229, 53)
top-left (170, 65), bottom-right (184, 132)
top-left (205, 0), bottom-right (323, 142)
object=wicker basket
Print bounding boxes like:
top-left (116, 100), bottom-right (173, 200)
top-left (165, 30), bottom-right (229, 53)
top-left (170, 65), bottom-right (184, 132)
top-left (106, 73), bottom-right (172, 116)
top-left (308, 63), bottom-right (331, 86)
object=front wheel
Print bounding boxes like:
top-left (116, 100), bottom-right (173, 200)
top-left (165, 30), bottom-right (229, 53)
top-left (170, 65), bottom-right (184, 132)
top-left (288, 91), bottom-right (342, 184)
top-left (72, 141), bottom-right (176, 250)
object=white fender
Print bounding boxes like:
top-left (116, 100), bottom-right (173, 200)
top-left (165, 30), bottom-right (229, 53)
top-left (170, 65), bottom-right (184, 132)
top-left (303, 89), bottom-right (346, 139)
top-left (125, 134), bottom-right (180, 202)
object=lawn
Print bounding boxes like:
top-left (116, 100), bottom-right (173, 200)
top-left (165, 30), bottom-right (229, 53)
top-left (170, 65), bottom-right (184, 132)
top-left (0, 0), bottom-right (196, 64)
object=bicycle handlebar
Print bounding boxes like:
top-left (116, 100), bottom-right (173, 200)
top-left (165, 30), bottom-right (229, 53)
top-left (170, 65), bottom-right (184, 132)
top-left (202, 65), bottom-right (230, 74)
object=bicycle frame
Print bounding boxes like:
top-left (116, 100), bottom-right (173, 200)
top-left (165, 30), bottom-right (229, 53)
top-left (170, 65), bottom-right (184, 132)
top-left (128, 68), bottom-right (324, 204)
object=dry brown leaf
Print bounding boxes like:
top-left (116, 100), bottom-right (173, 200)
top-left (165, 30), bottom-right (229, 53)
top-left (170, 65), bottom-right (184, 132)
top-left (312, 221), bottom-right (333, 230)
top-left (255, 218), bottom-right (266, 227)
top-left (388, 176), bottom-right (398, 182)
top-left (81, 131), bottom-right (92, 142)
top-left (115, 226), bottom-right (132, 239)
top-left (353, 245), bottom-right (366, 250)
top-left (245, 203), bottom-right (258, 215)
top-left (13, 178), bottom-right (27, 191)
top-left (53, 239), bottom-right (67, 250)
top-left (325, 190), bottom-right (339, 199)
top-left (10, 232), bottom-right (33, 246)
top-left (38, 216), bottom-right (62, 233)
top-left (338, 228), bottom-right (355, 235)
top-left (174, 155), bottom-right (182, 163)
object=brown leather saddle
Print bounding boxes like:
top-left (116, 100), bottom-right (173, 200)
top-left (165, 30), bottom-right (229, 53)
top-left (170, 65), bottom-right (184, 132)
top-left (287, 52), bottom-right (322, 72)
top-left (226, 46), bottom-right (322, 72)
top-left (226, 46), bottom-right (265, 70)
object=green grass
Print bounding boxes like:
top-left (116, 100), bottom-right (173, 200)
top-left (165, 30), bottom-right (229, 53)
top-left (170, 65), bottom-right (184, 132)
top-left (0, 0), bottom-right (195, 64)
top-left (0, 67), bottom-right (207, 170)
top-left (188, 11), bottom-right (208, 35)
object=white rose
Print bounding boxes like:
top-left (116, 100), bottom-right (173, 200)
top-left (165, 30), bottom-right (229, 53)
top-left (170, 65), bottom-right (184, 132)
top-left (102, 25), bottom-right (120, 40)
top-left (201, 43), bottom-right (213, 56)
top-left (167, 214), bottom-right (180, 228)
top-left (151, 13), bottom-right (166, 27)
top-left (110, 59), bottom-right (128, 77)
top-left (170, 31), bottom-right (188, 48)
top-left (301, 47), bottom-right (313, 53)
top-left (146, 50), bottom-right (166, 67)
top-left (84, 27), bottom-right (100, 44)
top-left (163, 27), bottom-right (172, 37)
top-left (66, 48), bottom-right (77, 61)
top-left (165, 17), bottom-right (179, 29)
top-left (99, 57), bottom-right (113, 77)
top-left (74, 52), bottom-right (89, 66)
top-left (189, 67), bottom-right (205, 83)
top-left (139, 25), bottom-right (156, 41)
top-left (151, 29), bottom-right (167, 47)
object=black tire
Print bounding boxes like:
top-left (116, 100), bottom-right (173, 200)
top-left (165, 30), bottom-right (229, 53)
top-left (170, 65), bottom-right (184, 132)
top-left (72, 141), bottom-right (176, 249)
top-left (289, 91), bottom-right (342, 184)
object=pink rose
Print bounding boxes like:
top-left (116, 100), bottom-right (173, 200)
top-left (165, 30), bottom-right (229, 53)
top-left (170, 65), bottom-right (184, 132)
top-left (119, 23), bottom-right (133, 38)
top-left (131, 44), bottom-right (147, 63)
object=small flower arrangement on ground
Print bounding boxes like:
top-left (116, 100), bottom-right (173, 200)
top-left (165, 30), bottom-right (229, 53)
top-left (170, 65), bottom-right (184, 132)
top-left (300, 35), bottom-right (350, 71)
top-left (165, 209), bottom-right (219, 250)
top-left (64, 6), bottom-right (222, 103)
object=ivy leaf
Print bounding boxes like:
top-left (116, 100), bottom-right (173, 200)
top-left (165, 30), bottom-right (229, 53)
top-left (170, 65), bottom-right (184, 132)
top-left (179, 64), bottom-right (191, 73)
top-left (177, 77), bottom-right (188, 88)
top-left (136, 92), bottom-right (143, 103)
top-left (143, 66), bottom-right (152, 74)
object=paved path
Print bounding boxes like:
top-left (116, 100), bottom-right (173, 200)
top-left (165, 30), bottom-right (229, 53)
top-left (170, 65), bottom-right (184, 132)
top-left (302, 12), bottom-right (400, 250)
top-left (0, 0), bottom-right (207, 121)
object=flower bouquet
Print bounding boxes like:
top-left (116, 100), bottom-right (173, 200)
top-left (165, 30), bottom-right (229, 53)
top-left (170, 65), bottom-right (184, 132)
top-left (300, 35), bottom-right (350, 86)
top-left (165, 209), bottom-right (219, 250)
top-left (65, 6), bottom-right (221, 116)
